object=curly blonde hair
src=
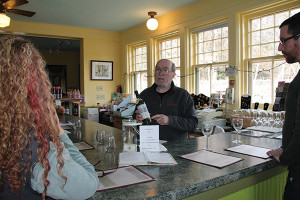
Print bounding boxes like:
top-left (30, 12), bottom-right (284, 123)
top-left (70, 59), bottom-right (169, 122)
top-left (0, 35), bottom-right (66, 199)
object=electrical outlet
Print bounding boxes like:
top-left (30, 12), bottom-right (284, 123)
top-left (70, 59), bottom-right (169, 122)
top-left (96, 86), bottom-right (103, 91)
top-left (97, 94), bottom-right (105, 100)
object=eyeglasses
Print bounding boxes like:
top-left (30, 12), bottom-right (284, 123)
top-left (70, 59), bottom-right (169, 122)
top-left (279, 33), bottom-right (300, 45)
top-left (97, 168), bottom-right (117, 177)
top-left (154, 68), bottom-right (172, 75)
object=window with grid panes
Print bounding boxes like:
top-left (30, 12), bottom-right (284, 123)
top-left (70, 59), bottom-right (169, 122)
top-left (193, 23), bottom-right (229, 97)
top-left (132, 45), bottom-right (147, 93)
top-left (158, 37), bottom-right (180, 86)
top-left (247, 7), bottom-right (300, 104)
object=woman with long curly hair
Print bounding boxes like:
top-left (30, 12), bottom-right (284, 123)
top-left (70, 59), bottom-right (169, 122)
top-left (0, 35), bottom-right (98, 200)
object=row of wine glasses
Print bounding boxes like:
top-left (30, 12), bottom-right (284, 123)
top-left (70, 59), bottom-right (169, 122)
top-left (233, 109), bottom-right (285, 129)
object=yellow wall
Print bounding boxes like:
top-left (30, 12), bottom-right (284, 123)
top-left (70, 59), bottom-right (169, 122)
top-left (2, 20), bottom-right (121, 107)
top-left (40, 50), bottom-right (80, 89)
top-left (1, 0), bottom-right (298, 108)
top-left (121, 0), bottom-right (298, 109)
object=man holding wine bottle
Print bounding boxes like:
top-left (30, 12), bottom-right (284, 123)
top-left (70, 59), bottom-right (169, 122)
top-left (135, 59), bottom-right (198, 141)
top-left (267, 12), bottom-right (300, 200)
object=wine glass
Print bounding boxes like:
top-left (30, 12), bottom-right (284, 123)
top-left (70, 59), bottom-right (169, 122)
top-left (202, 122), bottom-right (213, 150)
top-left (249, 110), bottom-right (258, 127)
top-left (96, 130), bottom-right (106, 144)
top-left (232, 118), bottom-right (243, 144)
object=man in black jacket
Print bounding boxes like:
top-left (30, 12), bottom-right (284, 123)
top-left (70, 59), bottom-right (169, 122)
top-left (267, 12), bottom-right (300, 200)
top-left (136, 59), bottom-right (198, 141)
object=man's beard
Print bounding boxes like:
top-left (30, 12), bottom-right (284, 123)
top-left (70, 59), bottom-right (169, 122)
top-left (283, 52), bottom-right (297, 63)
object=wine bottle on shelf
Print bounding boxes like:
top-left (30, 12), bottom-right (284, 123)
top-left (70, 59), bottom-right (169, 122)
top-left (72, 103), bottom-right (78, 116)
top-left (134, 90), bottom-right (151, 125)
top-left (60, 87), bottom-right (63, 99)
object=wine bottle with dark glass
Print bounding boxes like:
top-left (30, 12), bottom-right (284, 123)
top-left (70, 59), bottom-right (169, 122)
top-left (134, 90), bottom-right (151, 125)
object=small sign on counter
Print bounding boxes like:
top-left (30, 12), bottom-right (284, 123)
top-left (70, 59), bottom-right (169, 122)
top-left (139, 125), bottom-right (159, 152)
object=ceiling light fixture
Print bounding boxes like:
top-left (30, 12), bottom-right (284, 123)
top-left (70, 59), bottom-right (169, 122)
top-left (0, 13), bottom-right (10, 28)
top-left (146, 11), bottom-right (158, 31)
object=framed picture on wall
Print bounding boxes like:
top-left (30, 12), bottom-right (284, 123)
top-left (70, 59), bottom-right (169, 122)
top-left (91, 60), bottom-right (113, 80)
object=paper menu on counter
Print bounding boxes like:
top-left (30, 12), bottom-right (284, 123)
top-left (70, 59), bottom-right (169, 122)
top-left (179, 150), bottom-right (243, 168)
top-left (225, 144), bottom-right (271, 159)
top-left (97, 166), bottom-right (155, 191)
top-left (118, 152), bottom-right (177, 167)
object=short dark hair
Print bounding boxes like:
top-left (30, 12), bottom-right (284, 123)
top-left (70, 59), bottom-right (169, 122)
top-left (280, 12), bottom-right (300, 35)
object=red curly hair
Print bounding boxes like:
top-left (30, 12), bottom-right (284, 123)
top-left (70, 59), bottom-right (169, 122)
top-left (0, 35), bottom-right (66, 199)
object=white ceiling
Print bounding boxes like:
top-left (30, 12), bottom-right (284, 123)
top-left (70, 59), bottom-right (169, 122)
top-left (7, 0), bottom-right (201, 32)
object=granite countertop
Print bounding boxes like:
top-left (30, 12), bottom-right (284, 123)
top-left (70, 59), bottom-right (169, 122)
top-left (59, 115), bottom-right (282, 200)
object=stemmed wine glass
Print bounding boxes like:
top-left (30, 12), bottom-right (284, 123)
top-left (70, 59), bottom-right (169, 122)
top-left (96, 130), bottom-right (106, 144)
top-left (232, 118), bottom-right (243, 144)
top-left (202, 122), bottom-right (213, 150)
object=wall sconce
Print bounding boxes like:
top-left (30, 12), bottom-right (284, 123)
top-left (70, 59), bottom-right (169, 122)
top-left (0, 13), bottom-right (10, 28)
top-left (146, 11), bottom-right (158, 31)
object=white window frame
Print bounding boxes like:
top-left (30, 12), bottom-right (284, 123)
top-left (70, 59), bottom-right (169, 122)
top-left (131, 44), bottom-right (148, 94)
top-left (192, 22), bottom-right (229, 96)
top-left (245, 6), bottom-right (300, 104)
top-left (156, 35), bottom-right (181, 87)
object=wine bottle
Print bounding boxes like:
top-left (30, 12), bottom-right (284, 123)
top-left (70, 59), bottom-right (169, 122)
top-left (72, 103), bottom-right (78, 116)
top-left (134, 90), bottom-right (151, 125)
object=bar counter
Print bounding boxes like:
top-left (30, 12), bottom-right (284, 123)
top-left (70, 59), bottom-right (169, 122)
top-left (59, 115), bottom-right (287, 200)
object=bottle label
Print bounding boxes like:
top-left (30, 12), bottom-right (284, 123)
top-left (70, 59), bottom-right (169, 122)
top-left (137, 104), bottom-right (150, 119)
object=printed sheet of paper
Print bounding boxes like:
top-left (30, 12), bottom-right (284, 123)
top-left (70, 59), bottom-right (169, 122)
top-left (119, 152), bottom-right (148, 166)
top-left (145, 152), bottom-right (177, 165)
top-left (179, 150), bottom-right (243, 168)
top-left (97, 166), bottom-right (155, 191)
top-left (119, 152), bottom-right (177, 166)
top-left (225, 144), bottom-right (271, 159)
top-left (139, 125), bottom-right (159, 152)
top-left (74, 142), bottom-right (94, 151)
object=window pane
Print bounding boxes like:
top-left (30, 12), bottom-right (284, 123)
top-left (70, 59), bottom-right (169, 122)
top-left (251, 61), bottom-right (272, 103)
top-left (166, 49), bottom-right (171, 58)
top-left (275, 11), bottom-right (289, 26)
top-left (166, 40), bottom-right (171, 49)
top-left (198, 43), bottom-right (204, 53)
top-left (197, 67), bottom-right (210, 96)
top-left (291, 8), bottom-right (300, 15)
top-left (251, 18), bottom-right (260, 31)
top-left (213, 39), bottom-right (221, 51)
top-left (213, 51), bottom-right (222, 62)
top-left (172, 39), bottom-right (178, 48)
top-left (204, 53), bottom-right (212, 63)
top-left (213, 28), bottom-right (221, 39)
top-left (222, 38), bottom-right (228, 50)
top-left (222, 27), bottom-right (228, 37)
top-left (198, 32), bottom-right (203, 42)
top-left (204, 30), bottom-right (212, 41)
top-left (211, 65), bottom-right (228, 94)
top-left (261, 28), bottom-right (274, 43)
top-left (159, 36), bottom-right (180, 85)
top-left (251, 31), bottom-right (261, 45)
top-left (133, 45), bottom-right (147, 91)
top-left (141, 71), bottom-right (148, 92)
top-left (172, 48), bottom-right (178, 57)
top-left (261, 43), bottom-right (274, 57)
top-left (261, 15), bottom-right (274, 29)
top-left (173, 69), bottom-right (180, 87)
top-left (251, 45), bottom-right (261, 58)
top-left (204, 41), bottom-right (212, 53)
top-left (222, 50), bottom-right (228, 62)
top-left (161, 42), bottom-right (165, 50)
